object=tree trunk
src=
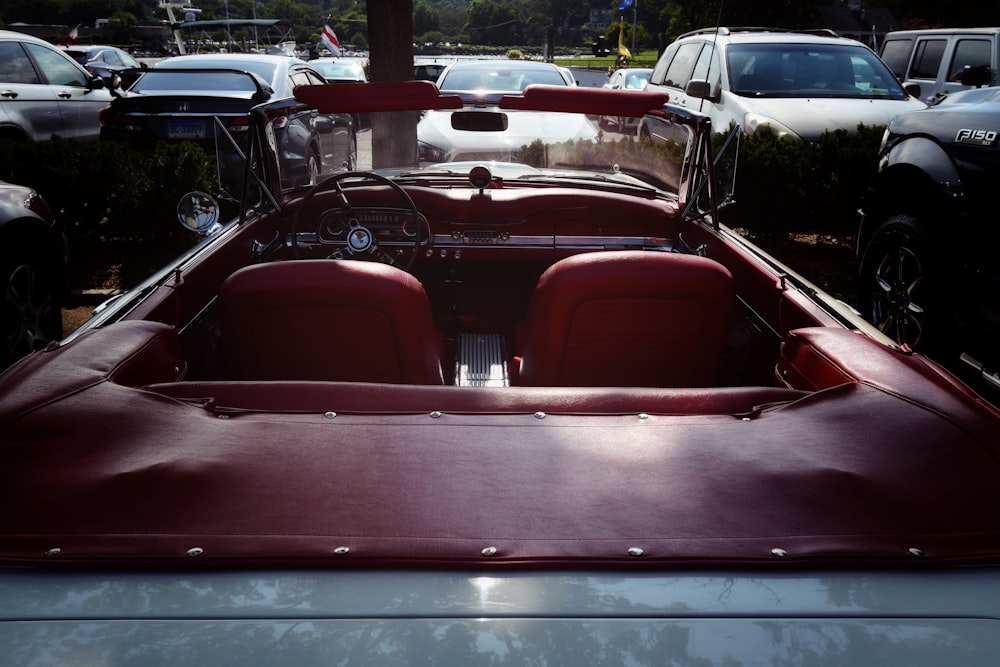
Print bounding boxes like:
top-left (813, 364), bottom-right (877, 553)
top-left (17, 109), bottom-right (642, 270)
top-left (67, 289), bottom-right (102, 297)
top-left (367, 0), bottom-right (416, 168)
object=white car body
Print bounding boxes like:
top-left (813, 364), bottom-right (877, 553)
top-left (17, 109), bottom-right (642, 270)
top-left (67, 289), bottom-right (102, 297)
top-left (643, 28), bottom-right (926, 139)
top-left (418, 59), bottom-right (594, 163)
top-left (418, 105), bottom-right (597, 162)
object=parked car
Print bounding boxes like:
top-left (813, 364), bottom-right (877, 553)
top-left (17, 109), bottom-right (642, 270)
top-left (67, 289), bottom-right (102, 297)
top-left (310, 57), bottom-right (367, 84)
top-left (0, 29), bottom-right (113, 141)
top-left (3, 79), bottom-right (1000, 664)
top-left (413, 57), bottom-right (452, 82)
top-left (857, 85), bottom-right (1000, 393)
top-left (641, 27), bottom-right (925, 140)
top-left (879, 27), bottom-right (999, 104)
top-left (310, 58), bottom-right (369, 130)
top-left (99, 53), bottom-right (356, 194)
top-left (599, 66), bottom-right (652, 131)
top-left (61, 43), bottom-right (148, 88)
top-left (417, 59), bottom-right (594, 163)
top-left (0, 178), bottom-right (65, 368)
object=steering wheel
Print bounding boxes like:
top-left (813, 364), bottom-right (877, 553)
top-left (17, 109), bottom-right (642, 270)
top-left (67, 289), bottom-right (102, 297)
top-left (290, 171), bottom-right (425, 271)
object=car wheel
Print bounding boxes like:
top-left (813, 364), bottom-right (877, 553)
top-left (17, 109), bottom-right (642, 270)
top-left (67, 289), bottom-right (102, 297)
top-left (1, 254), bottom-right (63, 367)
top-left (307, 150), bottom-right (321, 186)
top-left (346, 133), bottom-right (357, 171)
top-left (857, 214), bottom-right (940, 352)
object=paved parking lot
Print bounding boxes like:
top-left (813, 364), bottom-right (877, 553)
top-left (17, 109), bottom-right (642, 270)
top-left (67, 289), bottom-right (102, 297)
top-left (357, 128), bottom-right (372, 170)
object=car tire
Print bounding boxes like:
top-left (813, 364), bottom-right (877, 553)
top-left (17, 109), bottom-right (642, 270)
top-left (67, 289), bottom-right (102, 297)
top-left (857, 214), bottom-right (943, 353)
top-left (347, 133), bottom-right (357, 171)
top-left (306, 150), bottom-right (320, 186)
top-left (1, 251), bottom-right (63, 367)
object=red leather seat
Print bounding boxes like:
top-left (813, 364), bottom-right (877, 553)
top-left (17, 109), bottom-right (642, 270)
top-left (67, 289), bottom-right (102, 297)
top-left (218, 260), bottom-right (445, 384)
top-left (514, 251), bottom-right (735, 387)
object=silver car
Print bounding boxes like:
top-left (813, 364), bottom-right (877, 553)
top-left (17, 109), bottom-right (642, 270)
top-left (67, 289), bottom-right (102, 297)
top-left (0, 30), bottom-right (112, 141)
top-left (101, 54), bottom-right (357, 192)
top-left (61, 43), bottom-right (148, 88)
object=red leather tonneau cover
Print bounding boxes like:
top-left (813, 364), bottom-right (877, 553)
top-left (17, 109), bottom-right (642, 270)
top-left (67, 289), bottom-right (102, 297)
top-left (2, 321), bottom-right (1000, 568)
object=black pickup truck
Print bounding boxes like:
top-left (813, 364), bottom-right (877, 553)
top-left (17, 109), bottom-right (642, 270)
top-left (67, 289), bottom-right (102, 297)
top-left (858, 86), bottom-right (1000, 392)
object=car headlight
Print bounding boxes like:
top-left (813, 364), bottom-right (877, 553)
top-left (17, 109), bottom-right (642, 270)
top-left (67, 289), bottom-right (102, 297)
top-left (742, 113), bottom-right (800, 140)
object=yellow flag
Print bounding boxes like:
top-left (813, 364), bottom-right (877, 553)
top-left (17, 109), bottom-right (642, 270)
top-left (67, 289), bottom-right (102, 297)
top-left (618, 20), bottom-right (631, 59)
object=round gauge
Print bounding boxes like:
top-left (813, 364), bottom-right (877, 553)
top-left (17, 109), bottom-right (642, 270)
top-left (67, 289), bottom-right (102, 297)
top-left (402, 216), bottom-right (417, 238)
top-left (321, 212), bottom-right (345, 237)
top-left (469, 165), bottom-right (493, 189)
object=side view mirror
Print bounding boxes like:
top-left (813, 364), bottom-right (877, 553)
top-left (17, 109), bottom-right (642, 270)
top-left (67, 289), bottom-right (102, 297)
top-left (685, 79), bottom-right (716, 101)
top-left (904, 82), bottom-right (921, 99)
top-left (177, 191), bottom-right (222, 235)
top-left (959, 65), bottom-right (991, 88)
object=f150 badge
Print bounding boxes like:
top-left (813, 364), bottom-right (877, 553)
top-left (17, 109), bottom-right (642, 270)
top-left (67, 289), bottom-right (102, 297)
top-left (955, 128), bottom-right (998, 146)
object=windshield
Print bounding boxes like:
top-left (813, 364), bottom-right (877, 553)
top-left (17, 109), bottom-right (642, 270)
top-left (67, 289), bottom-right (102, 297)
top-left (257, 80), bottom-right (693, 199)
top-left (438, 62), bottom-right (572, 93)
top-left (145, 57), bottom-right (279, 86)
top-left (728, 43), bottom-right (909, 98)
top-left (311, 59), bottom-right (366, 80)
top-left (132, 69), bottom-right (269, 93)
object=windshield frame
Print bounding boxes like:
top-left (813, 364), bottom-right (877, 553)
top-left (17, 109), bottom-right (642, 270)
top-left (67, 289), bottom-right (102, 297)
top-left (239, 82), bottom-right (716, 228)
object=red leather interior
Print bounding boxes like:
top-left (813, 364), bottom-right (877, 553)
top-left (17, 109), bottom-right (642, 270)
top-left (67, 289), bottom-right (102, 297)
top-left (515, 251), bottom-right (735, 387)
top-left (218, 260), bottom-right (445, 383)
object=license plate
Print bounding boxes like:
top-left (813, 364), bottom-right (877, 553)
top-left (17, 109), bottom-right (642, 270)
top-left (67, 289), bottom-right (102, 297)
top-left (168, 119), bottom-right (205, 139)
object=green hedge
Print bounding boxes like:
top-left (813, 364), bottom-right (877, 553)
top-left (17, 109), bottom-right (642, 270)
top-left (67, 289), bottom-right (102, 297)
top-left (0, 138), bottom-right (215, 246)
top-left (715, 123), bottom-right (885, 240)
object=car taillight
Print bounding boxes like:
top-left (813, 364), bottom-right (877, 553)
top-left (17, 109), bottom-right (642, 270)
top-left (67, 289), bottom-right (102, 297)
top-left (227, 117), bottom-right (250, 133)
top-left (99, 107), bottom-right (144, 131)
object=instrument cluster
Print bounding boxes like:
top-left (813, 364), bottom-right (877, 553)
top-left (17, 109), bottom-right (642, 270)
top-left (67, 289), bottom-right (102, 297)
top-left (318, 207), bottom-right (426, 245)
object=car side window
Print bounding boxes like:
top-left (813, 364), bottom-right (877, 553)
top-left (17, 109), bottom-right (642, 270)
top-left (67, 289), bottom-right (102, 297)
top-left (663, 42), bottom-right (703, 90)
top-left (22, 42), bottom-right (88, 86)
top-left (649, 42), bottom-right (679, 86)
top-left (101, 50), bottom-right (123, 67)
top-left (119, 51), bottom-right (141, 69)
top-left (909, 39), bottom-right (946, 80)
top-left (948, 39), bottom-right (991, 80)
top-left (290, 70), bottom-right (317, 89)
top-left (0, 42), bottom-right (41, 84)
top-left (879, 39), bottom-right (913, 80)
top-left (689, 44), bottom-right (720, 96)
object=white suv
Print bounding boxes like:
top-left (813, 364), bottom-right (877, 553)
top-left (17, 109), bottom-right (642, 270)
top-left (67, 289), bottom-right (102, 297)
top-left (640, 27), bottom-right (925, 140)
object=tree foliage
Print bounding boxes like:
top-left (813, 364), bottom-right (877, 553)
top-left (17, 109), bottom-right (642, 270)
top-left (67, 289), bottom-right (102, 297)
top-left (2, 0), bottom-right (997, 50)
